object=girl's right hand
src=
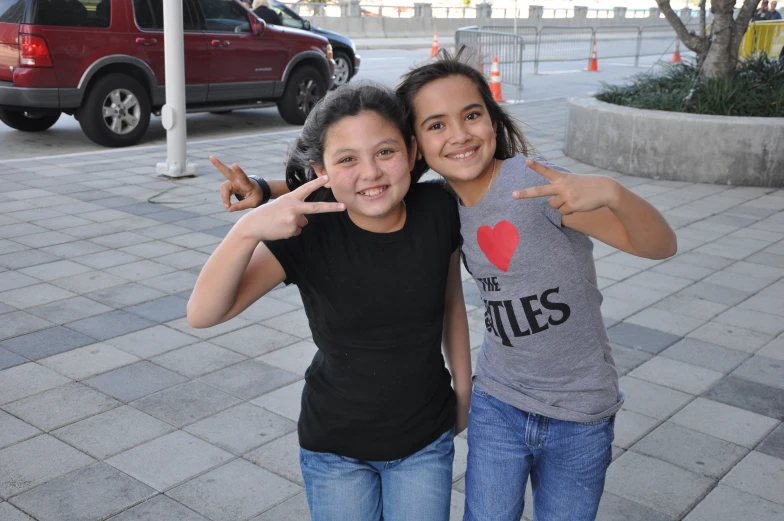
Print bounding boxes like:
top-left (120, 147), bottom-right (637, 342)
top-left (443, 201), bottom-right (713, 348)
top-left (237, 176), bottom-right (345, 242)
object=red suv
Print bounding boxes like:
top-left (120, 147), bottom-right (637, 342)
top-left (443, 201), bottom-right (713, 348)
top-left (0, 0), bottom-right (334, 147)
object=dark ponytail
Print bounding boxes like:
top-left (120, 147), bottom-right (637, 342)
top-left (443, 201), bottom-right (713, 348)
top-left (285, 80), bottom-right (414, 202)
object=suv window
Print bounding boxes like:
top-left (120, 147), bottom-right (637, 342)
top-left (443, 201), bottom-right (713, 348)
top-left (198, 0), bottom-right (250, 33)
top-left (33, 0), bottom-right (110, 28)
top-left (272, 3), bottom-right (303, 30)
top-left (0, 0), bottom-right (25, 23)
top-left (133, 0), bottom-right (196, 31)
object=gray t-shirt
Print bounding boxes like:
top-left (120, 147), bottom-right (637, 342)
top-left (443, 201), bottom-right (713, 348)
top-left (459, 155), bottom-right (622, 422)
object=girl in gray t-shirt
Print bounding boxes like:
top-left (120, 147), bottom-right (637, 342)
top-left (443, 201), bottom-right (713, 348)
top-left (394, 50), bottom-right (677, 521)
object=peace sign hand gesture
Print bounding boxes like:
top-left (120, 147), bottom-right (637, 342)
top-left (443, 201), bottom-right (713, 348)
top-left (210, 156), bottom-right (263, 212)
top-left (237, 176), bottom-right (345, 242)
top-left (511, 158), bottom-right (619, 215)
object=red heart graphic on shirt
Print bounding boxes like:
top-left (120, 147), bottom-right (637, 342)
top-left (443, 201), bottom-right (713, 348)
top-left (477, 221), bottom-right (520, 272)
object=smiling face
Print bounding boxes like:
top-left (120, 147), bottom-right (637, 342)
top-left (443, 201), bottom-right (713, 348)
top-left (313, 110), bottom-right (415, 232)
top-left (411, 75), bottom-right (498, 197)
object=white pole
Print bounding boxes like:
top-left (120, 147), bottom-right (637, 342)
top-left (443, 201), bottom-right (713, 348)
top-left (156, 0), bottom-right (197, 178)
top-left (513, 0), bottom-right (518, 33)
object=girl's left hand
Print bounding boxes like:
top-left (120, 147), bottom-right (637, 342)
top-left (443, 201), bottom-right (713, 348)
top-left (511, 158), bottom-right (620, 215)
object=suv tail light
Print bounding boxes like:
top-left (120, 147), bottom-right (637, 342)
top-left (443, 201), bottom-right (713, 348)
top-left (19, 34), bottom-right (53, 67)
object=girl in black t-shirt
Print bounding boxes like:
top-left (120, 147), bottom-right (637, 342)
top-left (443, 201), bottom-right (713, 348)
top-left (188, 82), bottom-right (471, 521)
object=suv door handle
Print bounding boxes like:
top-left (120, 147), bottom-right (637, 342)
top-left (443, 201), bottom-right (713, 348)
top-left (210, 39), bottom-right (224, 47)
top-left (135, 37), bottom-right (158, 46)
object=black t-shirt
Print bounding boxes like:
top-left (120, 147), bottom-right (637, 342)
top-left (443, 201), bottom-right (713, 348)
top-left (264, 183), bottom-right (461, 461)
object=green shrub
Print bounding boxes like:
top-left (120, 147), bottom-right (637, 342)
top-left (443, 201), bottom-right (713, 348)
top-left (596, 55), bottom-right (784, 118)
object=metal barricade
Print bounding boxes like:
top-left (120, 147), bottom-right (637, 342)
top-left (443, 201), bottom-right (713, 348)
top-left (594, 26), bottom-right (642, 63)
top-left (456, 28), bottom-right (526, 101)
top-left (535, 26), bottom-right (594, 73)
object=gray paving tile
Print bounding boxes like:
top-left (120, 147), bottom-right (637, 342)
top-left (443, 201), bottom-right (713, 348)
top-left (106, 431), bottom-right (233, 492)
top-left (604, 451), bottom-right (714, 518)
top-left (167, 316), bottom-right (255, 340)
top-left (607, 323), bottom-right (682, 354)
top-left (596, 492), bottom-right (673, 521)
top-left (669, 397), bottom-right (780, 448)
top-left (145, 209), bottom-right (202, 223)
top-left (704, 375), bottom-right (784, 420)
top-left (258, 340), bottom-right (317, 377)
top-left (86, 282), bottom-right (167, 308)
top-left (185, 403), bottom-right (296, 455)
top-left (0, 411), bottom-right (40, 450)
top-left (208, 324), bottom-right (300, 357)
top-left (613, 409), bottom-right (661, 449)
top-left (628, 356), bottom-right (723, 395)
top-left (677, 282), bottom-right (753, 306)
top-left (0, 310), bottom-right (53, 340)
top-left (0, 271), bottom-right (39, 292)
top-left (660, 338), bottom-right (749, 374)
top-left (40, 239), bottom-right (107, 258)
top-left (52, 405), bottom-right (174, 460)
top-left (687, 321), bottom-right (774, 353)
top-left (198, 359), bottom-right (300, 400)
top-left (250, 380), bottom-right (304, 422)
top-left (9, 463), bottom-right (155, 521)
top-left (0, 435), bottom-right (94, 499)
top-left (731, 356), bottom-right (784, 391)
top-left (0, 362), bottom-right (71, 405)
top-left (633, 422), bottom-right (748, 478)
top-left (0, 326), bottom-right (96, 360)
top-left (619, 376), bottom-right (693, 420)
top-left (722, 451), bottom-right (784, 506)
top-left (104, 260), bottom-right (177, 283)
top-left (105, 494), bottom-right (211, 521)
top-left (90, 232), bottom-right (152, 249)
top-left (203, 224), bottom-right (232, 237)
top-left (260, 310), bottom-right (312, 338)
top-left (152, 342), bottom-right (246, 379)
top-left (0, 502), bottom-right (35, 521)
top-left (52, 271), bottom-right (130, 294)
top-left (84, 361), bottom-right (188, 403)
top-left (167, 459), bottom-right (301, 521)
top-left (250, 492), bottom-right (310, 521)
top-left (137, 271), bottom-right (198, 295)
top-left (17, 260), bottom-right (93, 282)
top-left (125, 295), bottom-right (189, 323)
top-left (757, 423), bottom-right (784, 461)
top-left (683, 484), bottom-right (784, 521)
top-left (66, 310), bottom-right (157, 341)
top-left (73, 250), bottom-right (142, 270)
top-left (244, 431), bottom-right (302, 486)
top-left (132, 381), bottom-right (241, 428)
top-left (13, 231), bottom-right (75, 249)
top-left (3, 382), bottom-right (120, 431)
top-left (119, 240), bottom-right (186, 259)
top-left (105, 325), bottom-right (199, 359)
top-left (0, 283), bottom-right (77, 310)
top-left (0, 249), bottom-right (61, 270)
top-left (0, 347), bottom-right (26, 370)
top-left (26, 296), bottom-right (114, 325)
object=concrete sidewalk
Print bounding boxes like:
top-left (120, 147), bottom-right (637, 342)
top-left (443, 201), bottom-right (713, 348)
top-left (0, 99), bottom-right (782, 521)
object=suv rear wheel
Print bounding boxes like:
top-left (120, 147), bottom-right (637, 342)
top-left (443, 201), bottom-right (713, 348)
top-left (332, 52), bottom-right (352, 88)
top-left (0, 109), bottom-right (60, 132)
top-left (78, 74), bottom-right (151, 147)
top-left (277, 65), bottom-right (326, 125)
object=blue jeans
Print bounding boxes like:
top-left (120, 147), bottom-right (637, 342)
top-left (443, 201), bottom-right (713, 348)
top-left (300, 427), bottom-right (455, 521)
top-left (464, 387), bottom-right (614, 521)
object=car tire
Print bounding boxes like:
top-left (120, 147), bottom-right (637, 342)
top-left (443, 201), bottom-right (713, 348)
top-left (0, 109), bottom-right (60, 132)
top-left (277, 65), bottom-right (326, 125)
top-left (332, 52), bottom-right (353, 89)
top-left (78, 73), bottom-right (151, 147)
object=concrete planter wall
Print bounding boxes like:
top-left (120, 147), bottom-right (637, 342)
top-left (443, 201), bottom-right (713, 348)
top-left (564, 97), bottom-right (784, 187)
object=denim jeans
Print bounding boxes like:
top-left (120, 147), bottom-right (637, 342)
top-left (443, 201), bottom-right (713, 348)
top-left (300, 427), bottom-right (455, 521)
top-left (464, 387), bottom-right (614, 521)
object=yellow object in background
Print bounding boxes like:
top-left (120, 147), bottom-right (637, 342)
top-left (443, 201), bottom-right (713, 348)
top-left (739, 21), bottom-right (784, 59)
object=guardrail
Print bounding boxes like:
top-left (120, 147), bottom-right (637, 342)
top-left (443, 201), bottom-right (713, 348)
top-left (464, 23), bottom-right (698, 75)
top-left (455, 28), bottom-right (526, 101)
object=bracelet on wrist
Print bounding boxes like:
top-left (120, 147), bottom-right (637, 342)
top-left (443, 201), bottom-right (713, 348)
top-left (248, 175), bottom-right (271, 206)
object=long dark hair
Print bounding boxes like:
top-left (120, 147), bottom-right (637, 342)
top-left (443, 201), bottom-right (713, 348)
top-left (285, 81), bottom-right (415, 202)
top-left (396, 47), bottom-right (532, 178)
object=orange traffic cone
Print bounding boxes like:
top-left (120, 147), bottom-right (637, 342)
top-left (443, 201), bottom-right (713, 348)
top-left (585, 41), bottom-right (599, 72)
top-left (430, 32), bottom-right (439, 57)
top-left (489, 56), bottom-right (505, 102)
top-left (671, 37), bottom-right (682, 63)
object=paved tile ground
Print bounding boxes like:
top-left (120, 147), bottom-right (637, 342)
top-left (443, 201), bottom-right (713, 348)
top-left (0, 99), bottom-right (782, 521)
